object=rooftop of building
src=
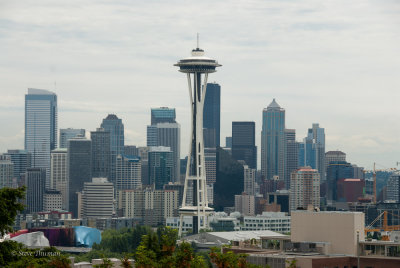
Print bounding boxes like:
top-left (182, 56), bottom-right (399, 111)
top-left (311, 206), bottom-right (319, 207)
top-left (28, 88), bottom-right (56, 95)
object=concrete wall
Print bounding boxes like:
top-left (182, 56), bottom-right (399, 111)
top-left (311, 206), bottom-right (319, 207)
top-left (291, 211), bottom-right (365, 256)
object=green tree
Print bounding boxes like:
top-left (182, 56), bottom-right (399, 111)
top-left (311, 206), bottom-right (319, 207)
top-left (209, 247), bottom-right (260, 268)
top-left (0, 186), bottom-right (26, 235)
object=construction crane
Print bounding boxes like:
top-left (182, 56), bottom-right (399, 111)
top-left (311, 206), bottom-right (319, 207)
top-left (365, 211), bottom-right (400, 236)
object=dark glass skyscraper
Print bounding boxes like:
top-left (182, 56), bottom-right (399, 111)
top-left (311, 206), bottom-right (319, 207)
top-left (148, 146), bottom-right (174, 190)
top-left (326, 161), bottom-right (353, 201)
top-left (261, 99), bottom-right (285, 180)
top-left (203, 83), bottom-right (221, 148)
top-left (25, 88), bottom-right (57, 188)
top-left (91, 128), bottom-right (111, 179)
top-left (26, 168), bottom-right (46, 213)
top-left (101, 114), bottom-right (124, 183)
top-left (232, 122), bottom-right (257, 169)
top-left (68, 137), bottom-right (92, 217)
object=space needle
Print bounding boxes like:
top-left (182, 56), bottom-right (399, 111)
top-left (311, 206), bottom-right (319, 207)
top-left (175, 37), bottom-right (221, 236)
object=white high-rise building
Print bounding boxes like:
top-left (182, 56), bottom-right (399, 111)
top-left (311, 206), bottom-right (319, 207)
top-left (118, 187), bottom-right (178, 226)
top-left (82, 178), bottom-right (114, 218)
top-left (116, 155), bottom-right (142, 200)
top-left (50, 148), bottom-right (68, 210)
top-left (25, 88), bottom-right (58, 188)
top-left (290, 167), bottom-right (320, 211)
top-left (243, 165), bottom-right (256, 196)
top-left (44, 190), bottom-right (63, 211)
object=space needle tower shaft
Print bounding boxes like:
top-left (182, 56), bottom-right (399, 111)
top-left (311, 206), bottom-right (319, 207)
top-left (175, 38), bottom-right (221, 236)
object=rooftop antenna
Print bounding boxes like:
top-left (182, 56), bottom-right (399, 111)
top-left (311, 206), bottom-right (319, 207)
top-left (197, 33), bottom-right (199, 49)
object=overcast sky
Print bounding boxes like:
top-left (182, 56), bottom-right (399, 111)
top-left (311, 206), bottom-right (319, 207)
top-left (0, 0), bottom-right (399, 170)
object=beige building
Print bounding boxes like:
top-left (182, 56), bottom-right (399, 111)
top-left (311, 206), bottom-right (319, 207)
top-left (235, 193), bottom-right (255, 216)
top-left (118, 186), bottom-right (178, 226)
top-left (43, 190), bottom-right (63, 211)
top-left (0, 155), bottom-right (14, 188)
top-left (291, 211), bottom-right (365, 255)
top-left (81, 178), bottom-right (114, 219)
top-left (290, 167), bottom-right (320, 211)
top-left (50, 148), bottom-right (68, 210)
top-left (243, 165), bottom-right (256, 196)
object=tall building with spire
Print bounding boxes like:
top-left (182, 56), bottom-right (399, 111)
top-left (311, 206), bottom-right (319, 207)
top-left (101, 114), bottom-right (124, 183)
top-left (25, 88), bottom-right (58, 188)
top-left (261, 99), bottom-right (285, 181)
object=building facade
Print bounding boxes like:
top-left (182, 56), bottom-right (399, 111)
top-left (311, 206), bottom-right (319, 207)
top-left (68, 137), bottom-right (92, 217)
top-left (243, 165), bottom-right (256, 196)
top-left (26, 168), bottom-right (46, 213)
top-left (284, 129), bottom-right (297, 189)
top-left (4, 149), bottom-right (31, 182)
top-left (43, 190), bottom-right (63, 211)
top-left (261, 99), bottom-right (285, 181)
top-left (118, 187), bottom-right (178, 226)
top-left (148, 146), bottom-right (174, 190)
top-left (50, 148), bottom-right (68, 210)
top-left (232, 121), bottom-right (257, 169)
top-left (116, 155), bottom-right (142, 193)
top-left (0, 155), bottom-right (14, 188)
top-left (25, 88), bottom-right (57, 188)
top-left (82, 178), bottom-right (114, 218)
top-left (235, 193), bottom-right (255, 216)
top-left (91, 128), bottom-right (111, 179)
top-left (387, 171), bottom-right (400, 202)
top-left (100, 114), bottom-right (124, 183)
top-left (59, 128), bottom-right (85, 149)
top-left (290, 167), bottom-right (320, 211)
top-left (203, 83), bottom-right (221, 148)
top-left (326, 161), bottom-right (354, 201)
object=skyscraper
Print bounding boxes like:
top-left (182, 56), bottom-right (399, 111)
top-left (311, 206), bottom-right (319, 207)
top-left (26, 168), bottom-right (46, 213)
top-left (243, 165), bottom-right (256, 196)
top-left (290, 167), bottom-right (320, 211)
top-left (325, 150), bottom-right (346, 173)
top-left (59, 128), bottom-right (85, 149)
top-left (91, 128), bottom-right (111, 179)
top-left (0, 155), bottom-right (13, 188)
top-left (326, 161), bottom-right (354, 201)
top-left (82, 178), bottom-right (114, 219)
top-left (151, 107), bottom-right (176, 125)
top-left (147, 109), bottom-right (181, 182)
top-left (148, 146), bottom-right (174, 190)
top-left (203, 83), bottom-right (221, 148)
top-left (68, 137), bottom-right (92, 217)
top-left (4, 150), bottom-right (31, 182)
top-left (284, 129), bottom-right (298, 189)
top-left (50, 148), bottom-right (68, 210)
top-left (387, 171), bottom-right (400, 202)
top-left (156, 123), bottom-right (180, 182)
top-left (101, 114), bottom-right (124, 183)
top-left (116, 154), bottom-right (142, 193)
top-left (232, 121), bottom-right (257, 169)
top-left (261, 99), bottom-right (285, 181)
top-left (299, 124), bottom-right (325, 180)
top-left (25, 88), bottom-right (58, 188)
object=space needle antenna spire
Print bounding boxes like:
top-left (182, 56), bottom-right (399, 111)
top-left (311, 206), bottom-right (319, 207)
top-left (174, 36), bottom-right (221, 236)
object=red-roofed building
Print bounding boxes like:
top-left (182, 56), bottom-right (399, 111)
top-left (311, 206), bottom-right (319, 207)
top-left (337, 178), bottom-right (365, 202)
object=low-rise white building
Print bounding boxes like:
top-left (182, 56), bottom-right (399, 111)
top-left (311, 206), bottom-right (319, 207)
top-left (242, 212), bottom-right (290, 233)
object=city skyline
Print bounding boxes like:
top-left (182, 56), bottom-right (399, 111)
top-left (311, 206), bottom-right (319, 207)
top-left (0, 1), bottom-right (399, 170)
